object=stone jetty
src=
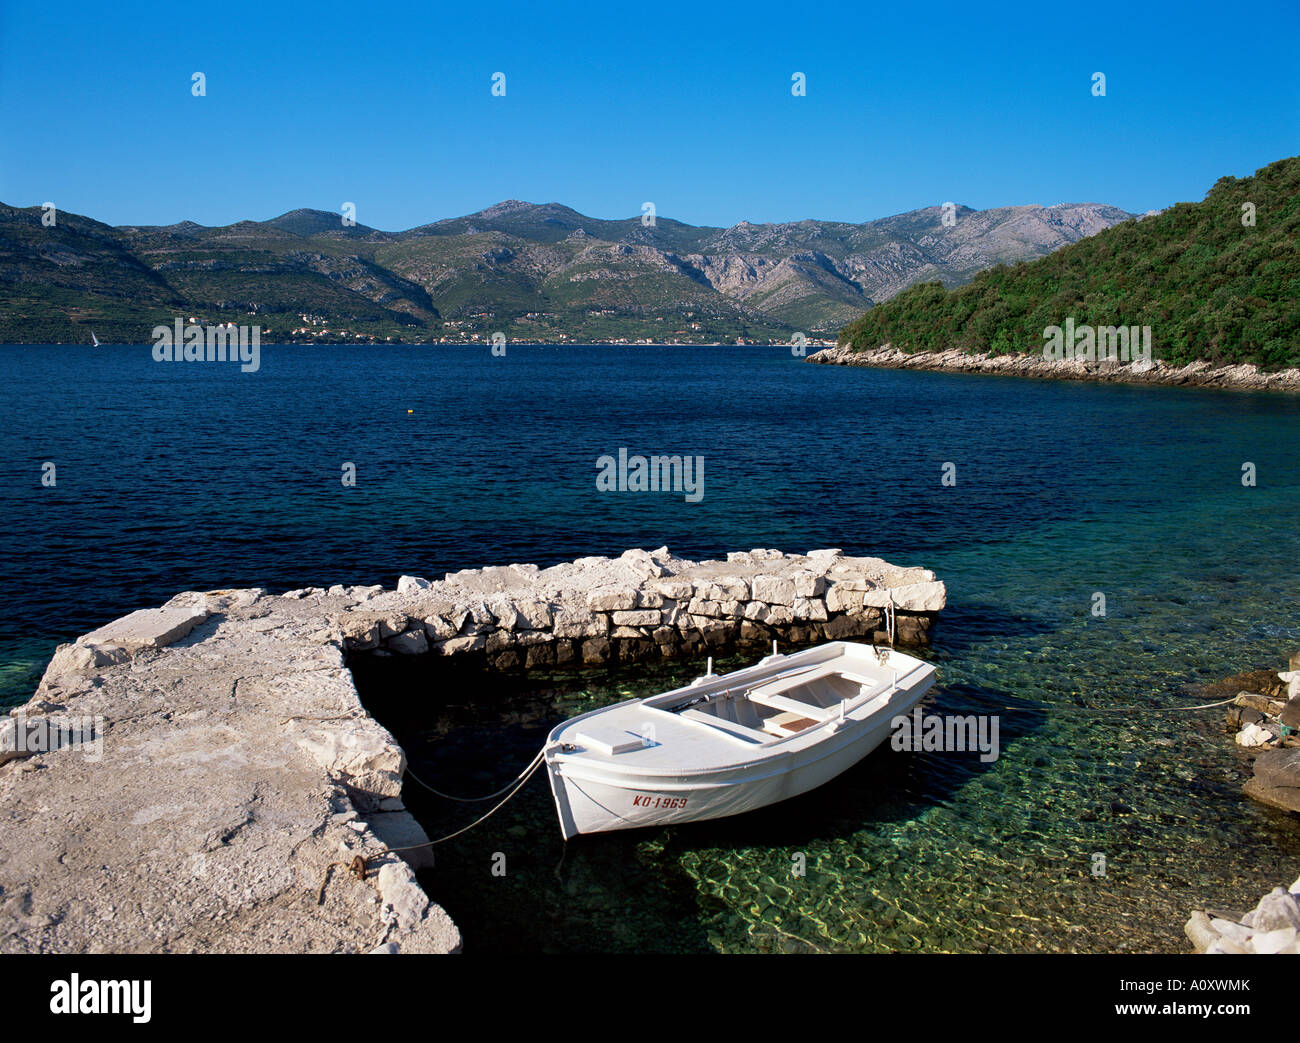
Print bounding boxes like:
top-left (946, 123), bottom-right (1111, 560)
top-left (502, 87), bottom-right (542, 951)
top-left (0, 547), bottom-right (944, 954)
top-left (336, 546), bottom-right (945, 668)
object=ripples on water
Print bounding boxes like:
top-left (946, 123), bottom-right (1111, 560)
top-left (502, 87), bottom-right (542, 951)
top-left (2, 344), bottom-right (1299, 952)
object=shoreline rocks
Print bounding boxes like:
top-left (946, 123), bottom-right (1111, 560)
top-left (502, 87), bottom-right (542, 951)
top-left (1225, 650), bottom-right (1300, 814)
top-left (807, 343), bottom-right (1300, 393)
top-left (1183, 652), bottom-right (1300, 953)
top-left (1186, 877), bottom-right (1300, 954)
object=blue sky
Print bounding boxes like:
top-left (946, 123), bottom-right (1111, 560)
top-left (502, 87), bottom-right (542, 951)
top-left (2, 0), bottom-right (1296, 229)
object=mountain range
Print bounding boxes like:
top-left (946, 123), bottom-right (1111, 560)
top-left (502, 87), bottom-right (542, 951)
top-left (0, 198), bottom-right (1135, 344)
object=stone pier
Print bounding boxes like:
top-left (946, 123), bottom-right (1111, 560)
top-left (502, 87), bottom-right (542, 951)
top-left (334, 546), bottom-right (945, 669)
top-left (0, 546), bottom-right (944, 954)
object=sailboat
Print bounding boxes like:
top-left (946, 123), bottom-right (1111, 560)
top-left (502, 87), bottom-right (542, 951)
top-left (544, 640), bottom-right (937, 839)
top-left (90, 330), bottom-right (100, 347)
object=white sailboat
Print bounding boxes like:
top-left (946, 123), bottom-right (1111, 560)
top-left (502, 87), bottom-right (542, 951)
top-left (544, 641), bottom-right (936, 839)
top-left (90, 330), bottom-right (100, 347)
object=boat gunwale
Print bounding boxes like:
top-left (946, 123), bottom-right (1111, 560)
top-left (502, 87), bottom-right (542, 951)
top-left (547, 664), bottom-right (936, 781)
top-left (544, 642), bottom-right (923, 745)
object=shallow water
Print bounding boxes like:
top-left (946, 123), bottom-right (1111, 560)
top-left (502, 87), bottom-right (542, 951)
top-left (3, 344), bottom-right (1299, 952)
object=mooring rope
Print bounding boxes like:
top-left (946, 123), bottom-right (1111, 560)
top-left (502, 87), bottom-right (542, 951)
top-left (404, 747), bottom-right (546, 802)
top-left (397, 755), bottom-right (547, 848)
top-left (995, 695), bottom-right (1243, 714)
top-left (317, 750), bottom-right (548, 905)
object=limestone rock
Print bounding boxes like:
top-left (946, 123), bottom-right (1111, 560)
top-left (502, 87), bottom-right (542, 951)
top-left (1252, 747), bottom-right (1300, 789)
top-left (1281, 697), bottom-right (1300, 731)
top-left (763, 605), bottom-right (795, 626)
top-left (651, 578), bottom-right (693, 600)
top-left (826, 585), bottom-right (865, 613)
top-left (377, 861), bottom-right (429, 932)
top-left (793, 597), bottom-right (828, 622)
top-left (423, 615), bottom-right (458, 640)
top-left (1245, 888), bottom-right (1300, 931)
top-left (292, 718), bottom-right (405, 800)
top-left (792, 571), bottom-right (826, 597)
top-left (41, 642), bottom-right (97, 680)
top-left (81, 604), bottom-right (210, 655)
top-left (1243, 775), bottom-right (1300, 813)
top-left (752, 575), bottom-right (796, 606)
top-left (367, 811), bottom-right (435, 871)
top-left (824, 614), bottom-right (870, 640)
top-left (1185, 910), bottom-right (1219, 953)
top-left (489, 601), bottom-right (520, 630)
top-left (514, 600), bottom-right (553, 630)
top-left (552, 608), bottom-right (606, 639)
top-left (867, 581), bottom-right (947, 612)
top-left (1251, 926), bottom-right (1298, 954)
top-left (620, 548), bottom-right (667, 579)
top-left (1234, 723), bottom-right (1272, 748)
top-left (612, 610), bottom-right (661, 627)
top-left (587, 588), bottom-right (638, 612)
top-left (386, 630), bottom-right (428, 655)
top-left (434, 634), bottom-right (487, 656)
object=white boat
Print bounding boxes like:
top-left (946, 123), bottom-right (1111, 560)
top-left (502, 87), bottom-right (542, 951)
top-left (544, 641), bottom-right (936, 839)
top-left (90, 330), bottom-right (99, 347)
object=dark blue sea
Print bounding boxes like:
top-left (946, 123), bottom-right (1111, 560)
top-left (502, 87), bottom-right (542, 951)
top-left (2, 343), bottom-right (1299, 952)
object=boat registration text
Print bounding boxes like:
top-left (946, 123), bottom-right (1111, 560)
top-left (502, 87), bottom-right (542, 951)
top-left (631, 795), bottom-right (688, 809)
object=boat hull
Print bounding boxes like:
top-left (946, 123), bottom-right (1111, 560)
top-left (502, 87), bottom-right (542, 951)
top-left (546, 664), bottom-right (931, 838)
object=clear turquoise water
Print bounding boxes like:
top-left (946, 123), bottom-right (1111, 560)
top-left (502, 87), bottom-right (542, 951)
top-left (3, 344), bottom-right (1299, 951)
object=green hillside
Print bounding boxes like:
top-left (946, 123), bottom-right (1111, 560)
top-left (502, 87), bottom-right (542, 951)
top-left (838, 156), bottom-right (1300, 368)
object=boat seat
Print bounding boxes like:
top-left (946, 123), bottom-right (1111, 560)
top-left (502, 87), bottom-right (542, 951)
top-left (763, 711), bottom-right (821, 737)
top-left (679, 708), bottom-right (769, 744)
top-left (748, 663), bottom-right (842, 700)
top-left (747, 689), bottom-right (838, 721)
top-left (749, 662), bottom-right (882, 704)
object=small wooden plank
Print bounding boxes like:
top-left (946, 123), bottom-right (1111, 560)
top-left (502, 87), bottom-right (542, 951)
top-left (764, 711), bottom-right (820, 736)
